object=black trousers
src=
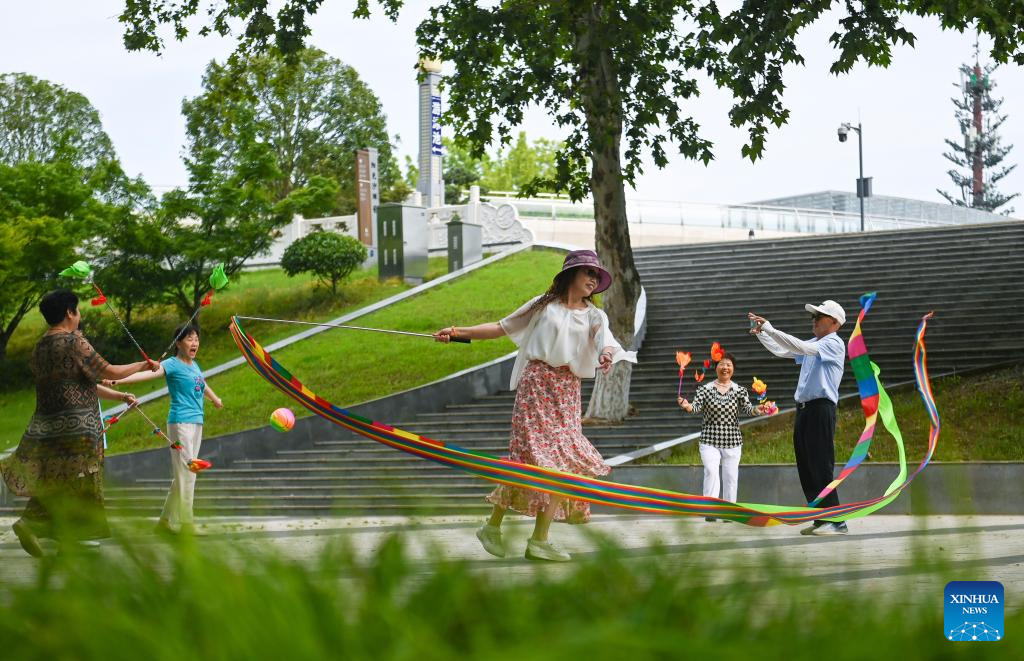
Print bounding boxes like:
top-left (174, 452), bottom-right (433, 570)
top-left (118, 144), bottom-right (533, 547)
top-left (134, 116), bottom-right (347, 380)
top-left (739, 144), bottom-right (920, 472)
top-left (793, 398), bottom-right (839, 511)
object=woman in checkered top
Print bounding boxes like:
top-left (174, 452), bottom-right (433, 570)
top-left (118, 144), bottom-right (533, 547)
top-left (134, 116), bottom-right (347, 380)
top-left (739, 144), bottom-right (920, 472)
top-left (678, 352), bottom-right (769, 521)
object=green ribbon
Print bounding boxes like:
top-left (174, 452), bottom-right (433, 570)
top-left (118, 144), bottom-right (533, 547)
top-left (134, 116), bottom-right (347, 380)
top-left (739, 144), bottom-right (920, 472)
top-left (59, 261), bottom-right (92, 280)
top-left (209, 263), bottom-right (229, 290)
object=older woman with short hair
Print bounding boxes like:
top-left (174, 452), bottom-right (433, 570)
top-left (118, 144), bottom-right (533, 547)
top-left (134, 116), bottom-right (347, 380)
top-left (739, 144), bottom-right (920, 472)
top-left (1, 289), bottom-right (157, 557)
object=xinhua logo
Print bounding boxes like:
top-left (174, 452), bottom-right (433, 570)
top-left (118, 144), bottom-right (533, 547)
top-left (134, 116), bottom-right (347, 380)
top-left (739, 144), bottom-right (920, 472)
top-left (945, 581), bottom-right (1004, 641)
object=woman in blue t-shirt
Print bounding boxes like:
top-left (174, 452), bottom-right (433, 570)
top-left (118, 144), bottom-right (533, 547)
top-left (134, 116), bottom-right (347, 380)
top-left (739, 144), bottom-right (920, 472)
top-left (107, 323), bottom-right (223, 535)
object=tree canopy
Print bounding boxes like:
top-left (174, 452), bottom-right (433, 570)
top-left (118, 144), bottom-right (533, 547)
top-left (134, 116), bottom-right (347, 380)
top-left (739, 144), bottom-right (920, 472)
top-left (0, 161), bottom-right (107, 361)
top-left (119, 0), bottom-right (403, 55)
top-left (442, 132), bottom-right (561, 203)
top-left (0, 73), bottom-right (117, 174)
top-left (183, 48), bottom-right (407, 217)
top-left (0, 75), bottom-right (128, 365)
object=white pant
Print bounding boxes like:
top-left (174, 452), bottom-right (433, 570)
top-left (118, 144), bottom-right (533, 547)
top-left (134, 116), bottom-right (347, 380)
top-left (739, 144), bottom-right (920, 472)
top-left (161, 423), bottom-right (203, 529)
top-left (699, 443), bottom-right (742, 503)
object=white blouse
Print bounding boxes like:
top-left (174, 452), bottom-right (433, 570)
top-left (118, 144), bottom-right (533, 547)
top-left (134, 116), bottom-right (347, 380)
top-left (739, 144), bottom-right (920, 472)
top-left (500, 295), bottom-right (638, 389)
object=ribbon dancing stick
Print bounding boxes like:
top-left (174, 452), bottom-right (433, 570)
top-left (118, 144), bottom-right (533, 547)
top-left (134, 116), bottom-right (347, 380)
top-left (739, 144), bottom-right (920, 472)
top-left (235, 316), bottom-right (472, 343)
top-left (107, 403), bottom-right (212, 474)
top-left (60, 261), bottom-right (152, 362)
top-left (675, 351), bottom-right (692, 396)
top-left (158, 263), bottom-right (230, 360)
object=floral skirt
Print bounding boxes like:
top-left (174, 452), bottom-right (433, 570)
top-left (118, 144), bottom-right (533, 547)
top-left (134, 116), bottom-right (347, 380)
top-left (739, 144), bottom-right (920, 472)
top-left (487, 360), bottom-right (611, 524)
top-left (0, 434), bottom-right (110, 540)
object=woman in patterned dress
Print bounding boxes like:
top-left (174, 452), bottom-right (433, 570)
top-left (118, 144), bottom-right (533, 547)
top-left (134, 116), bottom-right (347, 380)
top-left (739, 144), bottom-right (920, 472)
top-left (433, 250), bottom-right (636, 562)
top-left (678, 352), bottom-right (769, 521)
top-left (1, 290), bottom-right (158, 557)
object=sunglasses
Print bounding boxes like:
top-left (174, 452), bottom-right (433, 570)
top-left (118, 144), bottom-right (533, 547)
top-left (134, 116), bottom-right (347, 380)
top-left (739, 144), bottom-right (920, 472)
top-left (811, 313), bottom-right (830, 321)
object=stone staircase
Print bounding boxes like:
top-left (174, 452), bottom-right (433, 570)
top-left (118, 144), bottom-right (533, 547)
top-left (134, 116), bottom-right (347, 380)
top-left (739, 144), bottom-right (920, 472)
top-left (6, 222), bottom-right (1022, 517)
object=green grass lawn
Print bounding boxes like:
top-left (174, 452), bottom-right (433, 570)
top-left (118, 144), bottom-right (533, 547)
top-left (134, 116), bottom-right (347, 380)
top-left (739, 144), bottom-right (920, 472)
top-left (645, 364), bottom-right (1024, 465)
top-left (1, 249), bottom-right (563, 454)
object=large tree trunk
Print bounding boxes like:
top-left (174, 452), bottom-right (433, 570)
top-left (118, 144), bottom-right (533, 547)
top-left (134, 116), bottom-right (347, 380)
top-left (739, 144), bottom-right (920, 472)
top-left (575, 3), bottom-right (642, 423)
top-left (0, 300), bottom-right (33, 363)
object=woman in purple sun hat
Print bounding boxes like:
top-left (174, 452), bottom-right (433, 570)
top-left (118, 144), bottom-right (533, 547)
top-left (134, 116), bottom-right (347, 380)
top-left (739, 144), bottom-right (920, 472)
top-left (434, 249), bottom-right (636, 562)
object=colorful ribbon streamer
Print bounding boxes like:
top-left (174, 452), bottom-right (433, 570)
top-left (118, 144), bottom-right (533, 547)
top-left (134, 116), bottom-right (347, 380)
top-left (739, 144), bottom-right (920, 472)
top-left (809, 291), bottom-right (878, 504)
top-left (228, 299), bottom-right (939, 527)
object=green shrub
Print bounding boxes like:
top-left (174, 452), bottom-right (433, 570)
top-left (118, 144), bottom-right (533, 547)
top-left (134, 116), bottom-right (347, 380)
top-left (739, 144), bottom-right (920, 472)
top-left (281, 230), bottom-right (368, 295)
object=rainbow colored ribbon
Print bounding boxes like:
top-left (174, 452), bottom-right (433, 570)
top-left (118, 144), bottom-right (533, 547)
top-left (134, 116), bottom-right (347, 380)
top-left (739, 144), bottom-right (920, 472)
top-left (228, 298), bottom-right (939, 527)
top-left (809, 291), bottom-right (879, 505)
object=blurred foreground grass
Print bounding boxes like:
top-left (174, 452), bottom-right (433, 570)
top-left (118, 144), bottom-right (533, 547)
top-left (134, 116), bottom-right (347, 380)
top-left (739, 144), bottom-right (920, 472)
top-left (0, 529), bottom-right (1018, 659)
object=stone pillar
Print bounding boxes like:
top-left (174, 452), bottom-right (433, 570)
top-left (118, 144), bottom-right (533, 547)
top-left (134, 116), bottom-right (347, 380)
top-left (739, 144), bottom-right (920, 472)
top-left (417, 58), bottom-right (445, 209)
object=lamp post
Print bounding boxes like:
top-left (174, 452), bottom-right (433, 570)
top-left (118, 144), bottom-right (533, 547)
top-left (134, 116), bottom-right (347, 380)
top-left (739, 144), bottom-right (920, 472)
top-left (837, 122), bottom-right (870, 232)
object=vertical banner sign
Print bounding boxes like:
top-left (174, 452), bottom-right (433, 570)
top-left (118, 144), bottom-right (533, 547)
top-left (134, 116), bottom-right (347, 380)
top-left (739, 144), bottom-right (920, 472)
top-left (430, 95), bottom-right (443, 156)
top-left (355, 149), bottom-right (374, 246)
top-left (369, 149), bottom-right (379, 236)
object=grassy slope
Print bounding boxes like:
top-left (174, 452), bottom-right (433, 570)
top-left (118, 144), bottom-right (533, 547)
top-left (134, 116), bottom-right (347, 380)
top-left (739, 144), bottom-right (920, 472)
top-left (645, 364), bottom-right (1024, 465)
top-left (32, 249), bottom-right (562, 454)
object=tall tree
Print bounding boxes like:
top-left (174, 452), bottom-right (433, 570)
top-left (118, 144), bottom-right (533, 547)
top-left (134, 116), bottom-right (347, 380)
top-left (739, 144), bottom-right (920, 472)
top-left (0, 73), bottom-right (116, 173)
top-left (157, 140), bottom-right (338, 318)
top-left (937, 59), bottom-right (1018, 214)
top-left (443, 131), bottom-right (560, 203)
top-left (183, 47), bottom-right (407, 215)
top-left (480, 132), bottom-right (560, 194)
top-left (0, 75), bottom-right (124, 362)
top-left (0, 162), bottom-right (104, 361)
top-left (418, 2), bottom-right (713, 421)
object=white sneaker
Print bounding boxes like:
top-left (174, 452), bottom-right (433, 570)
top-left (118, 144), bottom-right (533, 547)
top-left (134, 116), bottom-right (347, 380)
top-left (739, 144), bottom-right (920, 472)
top-left (525, 538), bottom-right (571, 562)
top-left (475, 524), bottom-right (506, 558)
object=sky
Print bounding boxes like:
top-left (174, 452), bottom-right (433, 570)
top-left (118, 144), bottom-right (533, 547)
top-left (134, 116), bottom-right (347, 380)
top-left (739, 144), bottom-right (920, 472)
top-left (2, 1), bottom-right (1023, 210)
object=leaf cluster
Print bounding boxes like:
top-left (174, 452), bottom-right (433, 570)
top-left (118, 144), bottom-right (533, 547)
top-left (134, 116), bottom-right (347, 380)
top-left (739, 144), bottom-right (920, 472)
top-left (119, 0), bottom-right (403, 56)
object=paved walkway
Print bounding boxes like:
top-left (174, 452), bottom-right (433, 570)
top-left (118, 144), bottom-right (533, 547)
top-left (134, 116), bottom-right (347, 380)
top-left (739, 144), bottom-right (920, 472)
top-left (1, 514), bottom-right (1021, 604)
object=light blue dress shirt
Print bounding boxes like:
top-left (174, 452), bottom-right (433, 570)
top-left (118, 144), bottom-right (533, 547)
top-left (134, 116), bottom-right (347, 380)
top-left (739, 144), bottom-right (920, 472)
top-left (755, 323), bottom-right (846, 404)
top-left (792, 334), bottom-right (845, 404)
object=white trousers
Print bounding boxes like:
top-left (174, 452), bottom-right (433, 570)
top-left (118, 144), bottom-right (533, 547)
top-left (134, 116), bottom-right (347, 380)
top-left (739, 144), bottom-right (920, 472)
top-left (161, 423), bottom-right (203, 529)
top-left (699, 443), bottom-right (742, 503)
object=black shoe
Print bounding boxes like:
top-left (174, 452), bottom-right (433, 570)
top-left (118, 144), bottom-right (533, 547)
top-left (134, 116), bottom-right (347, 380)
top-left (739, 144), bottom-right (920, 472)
top-left (704, 517), bottom-right (717, 522)
top-left (12, 520), bottom-right (43, 558)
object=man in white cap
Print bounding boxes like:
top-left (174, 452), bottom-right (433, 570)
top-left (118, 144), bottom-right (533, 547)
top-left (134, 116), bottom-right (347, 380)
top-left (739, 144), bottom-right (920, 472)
top-left (748, 301), bottom-right (848, 536)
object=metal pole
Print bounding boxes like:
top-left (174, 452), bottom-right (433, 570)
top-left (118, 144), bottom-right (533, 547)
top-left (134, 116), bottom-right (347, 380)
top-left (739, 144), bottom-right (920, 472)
top-left (857, 122), bottom-right (865, 232)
